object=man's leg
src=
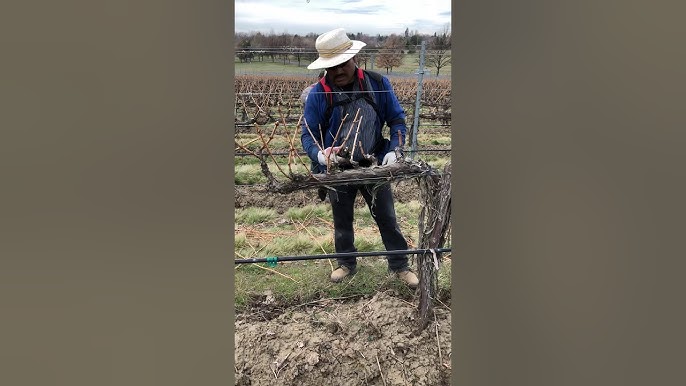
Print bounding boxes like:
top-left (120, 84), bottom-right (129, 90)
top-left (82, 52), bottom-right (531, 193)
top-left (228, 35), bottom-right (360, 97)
top-left (329, 185), bottom-right (358, 271)
top-left (361, 184), bottom-right (409, 272)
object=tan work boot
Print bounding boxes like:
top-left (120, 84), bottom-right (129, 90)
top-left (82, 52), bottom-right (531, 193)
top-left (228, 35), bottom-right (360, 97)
top-left (330, 266), bottom-right (355, 283)
top-left (396, 270), bottom-right (419, 288)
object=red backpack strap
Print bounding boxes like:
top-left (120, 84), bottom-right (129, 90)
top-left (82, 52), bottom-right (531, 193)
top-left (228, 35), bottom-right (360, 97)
top-left (318, 76), bottom-right (332, 105)
top-left (357, 68), bottom-right (365, 90)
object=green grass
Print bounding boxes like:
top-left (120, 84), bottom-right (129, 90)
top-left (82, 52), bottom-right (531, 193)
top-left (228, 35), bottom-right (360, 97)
top-left (427, 136), bottom-right (452, 146)
top-left (233, 197), bottom-right (454, 312)
top-left (237, 234), bottom-right (333, 258)
top-left (395, 200), bottom-right (423, 223)
top-left (235, 59), bottom-right (316, 76)
top-left (234, 164), bottom-right (266, 185)
top-left (236, 134), bottom-right (295, 150)
top-left (234, 162), bottom-right (311, 185)
top-left (428, 157), bottom-right (451, 170)
top-left (285, 204), bottom-right (331, 222)
top-left (235, 53), bottom-right (451, 78)
top-left (235, 207), bottom-right (278, 224)
top-left (235, 258), bottom-right (451, 310)
top-left (353, 205), bottom-right (375, 225)
top-left (376, 53), bottom-right (452, 77)
top-left (235, 215), bottom-right (335, 260)
top-left (354, 237), bottom-right (385, 252)
top-left (262, 234), bottom-right (322, 255)
top-left (234, 156), bottom-right (264, 166)
top-left (235, 232), bottom-right (248, 249)
top-left (410, 153), bottom-right (451, 170)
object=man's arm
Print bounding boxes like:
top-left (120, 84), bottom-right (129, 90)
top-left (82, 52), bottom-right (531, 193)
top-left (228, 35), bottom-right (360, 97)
top-left (381, 77), bottom-right (407, 149)
top-left (301, 85), bottom-right (326, 162)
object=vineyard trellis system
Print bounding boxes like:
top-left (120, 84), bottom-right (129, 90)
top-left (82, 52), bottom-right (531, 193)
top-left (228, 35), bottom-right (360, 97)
top-left (234, 76), bottom-right (451, 128)
top-left (235, 148), bottom-right (450, 158)
top-left (234, 52), bottom-right (452, 331)
top-left (235, 248), bottom-right (451, 265)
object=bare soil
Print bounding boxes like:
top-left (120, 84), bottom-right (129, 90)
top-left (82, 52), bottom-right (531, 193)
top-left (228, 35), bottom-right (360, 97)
top-left (235, 292), bottom-right (451, 386)
top-left (234, 158), bottom-right (452, 386)
top-left (235, 179), bottom-right (421, 214)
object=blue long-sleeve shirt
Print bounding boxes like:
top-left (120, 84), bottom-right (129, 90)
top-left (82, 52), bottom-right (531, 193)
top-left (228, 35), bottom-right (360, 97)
top-left (301, 72), bottom-right (407, 165)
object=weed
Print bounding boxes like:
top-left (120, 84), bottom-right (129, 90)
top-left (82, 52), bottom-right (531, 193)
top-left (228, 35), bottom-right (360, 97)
top-left (235, 207), bottom-right (277, 224)
top-left (285, 204), bottom-right (330, 222)
top-left (235, 232), bottom-right (248, 249)
top-left (430, 157), bottom-right (450, 170)
top-left (428, 136), bottom-right (451, 146)
top-left (263, 234), bottom-right (323, 255)
top-left (354, 236), bottom-right (385, 252)
top-left (235, 164), bottom-right (267, 185)
top-left (395, 200), bottom-right (422, 219)
top-left (234, 258), bottom-right (451, 311)
top-left (234, 162), bottom-right (312, 185)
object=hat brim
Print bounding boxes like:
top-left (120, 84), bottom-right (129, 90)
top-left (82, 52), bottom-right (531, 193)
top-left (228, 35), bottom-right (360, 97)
top-left (307, 40), bottom-right (366, 70)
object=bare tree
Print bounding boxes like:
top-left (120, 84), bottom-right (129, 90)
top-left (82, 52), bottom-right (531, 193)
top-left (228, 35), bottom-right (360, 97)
top-left (356, 52), bottom-right (370, 70)
top-left (353, 34), bottom-right (375, 70)
top-left (236, 35), bottom-right (254, 63)
top-left (301, 33), bottom-right (318, 64)
top-left (375, 34), bottom-right (404, 74)
top-left (291, 35), bottom-right (306, 67)
top-left (263, 32), bottom-right (279, 62)
top-left (425, 25), bottom-right (451, 77)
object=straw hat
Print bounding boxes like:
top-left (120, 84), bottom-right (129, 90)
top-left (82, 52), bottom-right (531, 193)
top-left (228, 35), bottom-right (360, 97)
top-left (307, 28), bottom-right (366, 70)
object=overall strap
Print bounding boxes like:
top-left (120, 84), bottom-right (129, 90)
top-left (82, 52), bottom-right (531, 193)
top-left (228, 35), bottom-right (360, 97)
top-left (318, 76), bottom-right (333, 105)
top-left (320, 69), bottom-right (386, 133)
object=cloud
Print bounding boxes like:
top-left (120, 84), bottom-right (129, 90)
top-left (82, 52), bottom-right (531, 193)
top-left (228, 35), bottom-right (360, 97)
top-left (320, 3), bottom-right (385, 14)
top-left (320, 7), bottom-right (383, 15)
top-left (235, 0), bottom-right (450, 36)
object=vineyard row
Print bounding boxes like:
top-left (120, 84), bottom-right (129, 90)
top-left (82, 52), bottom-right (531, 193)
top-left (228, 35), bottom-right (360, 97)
top-left (235, 74), bottom-right (452, 127)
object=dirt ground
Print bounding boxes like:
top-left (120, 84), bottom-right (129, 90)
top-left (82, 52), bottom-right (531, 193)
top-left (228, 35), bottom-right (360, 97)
top-left (235, 179), bottom-right (420, 214)
top-left (235, 161), bottom-right (452, 385)
top-left (235, 292), bottom-right (451, 386)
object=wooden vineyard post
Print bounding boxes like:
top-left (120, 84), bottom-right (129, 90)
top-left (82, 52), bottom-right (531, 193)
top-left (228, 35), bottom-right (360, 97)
top-left (415, 162), bottom-right (452, 333)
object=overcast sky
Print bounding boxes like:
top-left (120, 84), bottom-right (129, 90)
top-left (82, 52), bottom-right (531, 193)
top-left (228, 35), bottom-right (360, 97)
top-left (235, 0), bottom-right (451, 36)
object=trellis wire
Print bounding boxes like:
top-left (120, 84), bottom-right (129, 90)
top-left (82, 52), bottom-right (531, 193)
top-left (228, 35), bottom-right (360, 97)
top-left (235, 248), bottom-right (451, 265)
top-left (234, 148), bottom-right (450, 157)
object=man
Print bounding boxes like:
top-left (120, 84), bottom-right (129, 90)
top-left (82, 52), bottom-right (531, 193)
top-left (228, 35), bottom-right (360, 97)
top-left (301, 28), bottom-right (419, 288)
top-left (300, 70), bottom-right (326, 106)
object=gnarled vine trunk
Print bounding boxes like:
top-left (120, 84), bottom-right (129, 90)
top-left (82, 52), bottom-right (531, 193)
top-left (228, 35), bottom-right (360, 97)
top-left (416, 162), bottom-right (452, 332)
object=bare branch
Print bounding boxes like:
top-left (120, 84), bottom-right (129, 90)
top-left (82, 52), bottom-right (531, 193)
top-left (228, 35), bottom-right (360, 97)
top-left (234, 139), bottom-right (259, 157)
top-left (349, 114), bottom-right (364, 160)
top-left (256, 125), bottom-right (290, 180)
top-left (264, 160), bottom-right (437, 194)
top-left (340, 109), bottom-right (360, 146)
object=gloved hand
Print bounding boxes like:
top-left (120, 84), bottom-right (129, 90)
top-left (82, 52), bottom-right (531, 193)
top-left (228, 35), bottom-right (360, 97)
top-left (382, 151), bottom-right (398, 165)
top-left (317, 146), bottom-right (344, 166)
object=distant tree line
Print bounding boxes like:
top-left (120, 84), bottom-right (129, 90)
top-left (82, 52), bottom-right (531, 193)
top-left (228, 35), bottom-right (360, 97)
top-left (235, 25), bottom-right (451, 76)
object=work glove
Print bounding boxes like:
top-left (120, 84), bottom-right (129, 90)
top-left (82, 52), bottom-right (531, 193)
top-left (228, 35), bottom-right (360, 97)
top-left (382, 151), bottom-right (398, 165)
top-left (317, 146), bottom-right (345, 166)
